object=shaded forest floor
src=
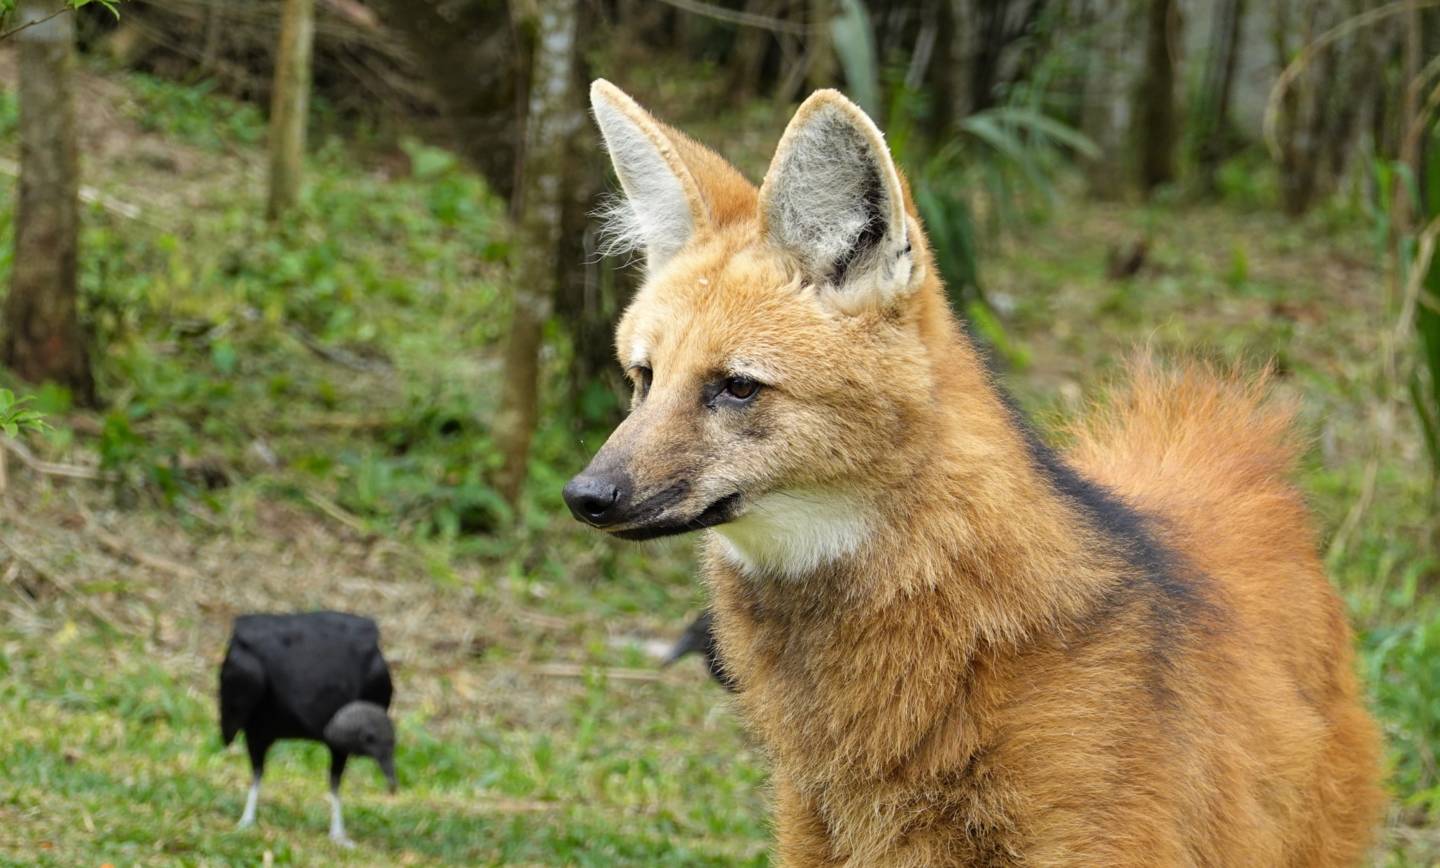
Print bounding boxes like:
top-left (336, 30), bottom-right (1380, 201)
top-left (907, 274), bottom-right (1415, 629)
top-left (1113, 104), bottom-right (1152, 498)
top-left (1, 57), bottom-right (1437, 866)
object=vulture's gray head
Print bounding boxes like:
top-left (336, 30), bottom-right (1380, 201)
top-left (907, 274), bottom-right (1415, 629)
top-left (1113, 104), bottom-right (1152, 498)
top-left (323, 701), bottom-right (397, 792)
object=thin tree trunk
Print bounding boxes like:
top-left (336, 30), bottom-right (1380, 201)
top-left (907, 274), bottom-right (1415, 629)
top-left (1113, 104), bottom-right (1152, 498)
top-left (806, 0), bottom-right (836, 92)
top-left (1082, 0), bottom-right (1137, 195)
top-left (728, 0), bottom-right (778, 103)
top-left (201, 2), bottom-right (224, 75)
top-left (493, 0), bottom-right (582, 507)
top-left (1136, 0), bottom-right (1178, 192)
top-left (1194, 0), bottom-right (1245, 192)
top-left (1274, 0), bottom-right (1323, 215)
top-left (927, 0), bottom-right (960, 136)
top-left (267, 0), bottom-right (316, 220)
top-left (1398, 0), bottom-right (1422, 232)
top-left (551, 1), bottom-right (613, 410)
top-left (4, 0), bottom-right (94, 405)
top-left (370, 0), bottom-right (521, 201)
top-left (971, 0), bottom-right (1007, 113)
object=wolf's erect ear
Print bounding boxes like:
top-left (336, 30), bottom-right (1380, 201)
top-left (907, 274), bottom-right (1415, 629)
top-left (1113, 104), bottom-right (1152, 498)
top-left (590, 80), bottom-right (711, 271)
top-left (759, 90), bottom-right (914, 310)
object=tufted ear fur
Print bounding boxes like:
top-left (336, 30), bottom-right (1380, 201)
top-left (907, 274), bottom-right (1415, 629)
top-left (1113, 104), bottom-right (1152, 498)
top-left (591, 80), bottom-right (757, 274)
top-left (590, 80), bottom-right (710, 271)
top-left (759, 90), bottom-right (915, 311)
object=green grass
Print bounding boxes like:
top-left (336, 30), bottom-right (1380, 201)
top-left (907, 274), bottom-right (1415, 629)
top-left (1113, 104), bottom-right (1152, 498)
top-left (0, 629), bottom-right (768, 866)
top-left (0, 62), bottom-right (1436, 865)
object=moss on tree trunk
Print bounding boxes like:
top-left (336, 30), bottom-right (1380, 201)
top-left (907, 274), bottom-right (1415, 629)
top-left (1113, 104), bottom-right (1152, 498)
top-left (493, 0), bottom-right (582, 507)
top-left (1136, 0), bottom-right (1179, 192)
top-left (4, 0), bottom-right (94, 405)
top-left (267, 0), bottom-right (315, 219)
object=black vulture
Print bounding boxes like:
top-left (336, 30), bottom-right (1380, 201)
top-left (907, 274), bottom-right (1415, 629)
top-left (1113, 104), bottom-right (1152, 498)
top-left (219, 611), bottom-right (397, 846)
top-left (662, 609), bottom-right (736, 691)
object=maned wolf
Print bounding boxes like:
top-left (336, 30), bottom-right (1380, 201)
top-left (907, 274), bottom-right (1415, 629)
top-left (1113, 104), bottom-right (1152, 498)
top-left (564, 80), bottom-right (1383, 866)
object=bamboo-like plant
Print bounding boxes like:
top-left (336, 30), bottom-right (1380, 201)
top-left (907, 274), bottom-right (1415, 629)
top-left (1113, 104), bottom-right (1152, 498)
top-left (1410, 144), bottom-right (1440, 494)
top-left (829, 0), bottom-right (1094, 365)
top-left (1265, 0), bottom-right (1440, 491)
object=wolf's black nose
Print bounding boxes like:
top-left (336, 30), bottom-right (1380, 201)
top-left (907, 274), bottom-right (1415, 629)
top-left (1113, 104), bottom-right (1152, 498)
top-left (563, 474), bottom-right (627, 527)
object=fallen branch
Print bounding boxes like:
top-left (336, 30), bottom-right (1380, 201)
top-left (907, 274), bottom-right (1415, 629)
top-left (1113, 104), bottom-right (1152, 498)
top-left (288, 413), bottom-right (392, 433)
top-left (0, 535), bottom-right (125, 633)
top-left (0, 6), bottom-right (68, 42)
top-left (319, 0), bottom-right (378, 30)
top-left (468, 796), bottom-right (557, 814)
top-left (509, 608), bottom-right (574, 631)
top-left (653, 0), bottom-right (806, 34)
top-left (288, 326), bottom-right (392, 374)
top-left (89, 525), bottom-right (201, 582)
top-left (523, 662), bottom-right (677, 684)
top-left (304, 490), bottom-right (371, 535)
top-left (0, 157), bottom-right (143, 221)
top-left (1, 437), bottom-right (115, 482)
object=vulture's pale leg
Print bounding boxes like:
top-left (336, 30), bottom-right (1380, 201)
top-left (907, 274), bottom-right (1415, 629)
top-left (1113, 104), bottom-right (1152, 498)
top-left (328, 751), bottom-right (354, 847)
top-left (237, 775), bottom-right (261, 829)
top-left (327, 789), bottom-right (353, 847)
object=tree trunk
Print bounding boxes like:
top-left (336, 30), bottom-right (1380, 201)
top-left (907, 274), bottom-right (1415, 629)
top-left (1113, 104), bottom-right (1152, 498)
top-left (370, 0), bottom-right (521, 201)
top-left (971, 0), bottom-right (1007, 113)
top-left (806, 0), bottom-right (837, 92)
top-left (373, 1), bottom-right (621, 439)
top-left (1081, 0), bottom-right (1138, 195)
top-left (267, 0), bottom-right (316, 220)
top-left (728, 0), bottom-right (779, 103)
top-left (4, 0), bottom-right (94, 405)
top-left (927, 0), bottom-right (961, 136)
top-left (201, 1), bottom-right (225, 75)
top-left (551, 14), bottom-right (615, 411)
top-left (493, 0), bottom-right (582, 507)
top-left (1398, 0), bottom-right (1423, 232)
top-left (1272, 0), bottom-right (1328, 215)
top-left (1135, 0), bottom-right (1178, 192)
top-left (1193, 0), bottom-right (1245, 192)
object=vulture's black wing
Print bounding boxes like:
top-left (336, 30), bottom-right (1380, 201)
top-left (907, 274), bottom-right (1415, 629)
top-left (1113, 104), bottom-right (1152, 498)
top-left (218, 638), bottom-right (267, 746)
top-left (232, 612), bottom-right (383, 736)
top-left (361, 646), bottom-right (393, 710)
top-left (662, 610), bottom-right (713, 667)
top-left (664, 610), bottom-right (737, 691)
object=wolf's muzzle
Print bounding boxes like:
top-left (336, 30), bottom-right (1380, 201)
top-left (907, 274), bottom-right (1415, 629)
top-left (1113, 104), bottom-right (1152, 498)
top-left (562, 472), bottom-right (631, 527)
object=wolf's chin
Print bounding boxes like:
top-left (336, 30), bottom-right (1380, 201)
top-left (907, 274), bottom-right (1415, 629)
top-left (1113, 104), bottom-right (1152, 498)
top-left (712, 487), bottom-right (871, 578)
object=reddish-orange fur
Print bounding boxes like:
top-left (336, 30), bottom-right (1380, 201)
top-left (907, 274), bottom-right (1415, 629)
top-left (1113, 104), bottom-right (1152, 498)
top-left (580, 82), bottom-right (1385, 866)
top-left (710, 356), bottom-right (1383, 865)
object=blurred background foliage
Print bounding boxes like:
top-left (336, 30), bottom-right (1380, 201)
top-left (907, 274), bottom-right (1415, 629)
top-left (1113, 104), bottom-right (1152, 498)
top-left (0, 0), bottom-right (1438, 863)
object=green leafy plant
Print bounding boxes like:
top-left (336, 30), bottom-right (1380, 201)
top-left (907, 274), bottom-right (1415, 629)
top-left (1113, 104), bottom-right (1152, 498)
top-left (887, 94), bottom-right (1094, 369)
top-left (828, 0), bottom-right (1091, 369)
top-left (0, 389), bottom-right (47, 437)
top-left (1365, 608), bottom-right (1440, 816)
top-left (1373, 142), bottom-right (1440, 500)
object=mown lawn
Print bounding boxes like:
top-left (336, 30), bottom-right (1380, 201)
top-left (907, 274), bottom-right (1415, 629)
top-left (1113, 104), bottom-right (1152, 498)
top-left (0, 57), bottom-right (1436, 866)
top-left (0, 619), bottom-right (768, 865)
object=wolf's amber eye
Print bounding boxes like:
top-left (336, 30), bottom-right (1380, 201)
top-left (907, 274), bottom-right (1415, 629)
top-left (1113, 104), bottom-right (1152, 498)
top-left (724, 376), bottom-right (759, 401)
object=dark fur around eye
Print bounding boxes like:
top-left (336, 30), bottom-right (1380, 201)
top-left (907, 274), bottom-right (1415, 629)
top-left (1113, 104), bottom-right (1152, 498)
top-left (703, 375), bottom-right (762, 409)
top-left (631, 366), bottom-right (653, 400)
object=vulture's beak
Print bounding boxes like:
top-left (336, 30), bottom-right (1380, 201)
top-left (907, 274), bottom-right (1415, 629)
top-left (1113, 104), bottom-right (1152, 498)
top-left (380, 754), bottom-right (398, 794)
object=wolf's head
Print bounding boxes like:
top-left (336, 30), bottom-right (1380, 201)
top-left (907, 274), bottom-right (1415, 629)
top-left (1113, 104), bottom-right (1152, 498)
top-left (565, 81), bottom-right (963, 578)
